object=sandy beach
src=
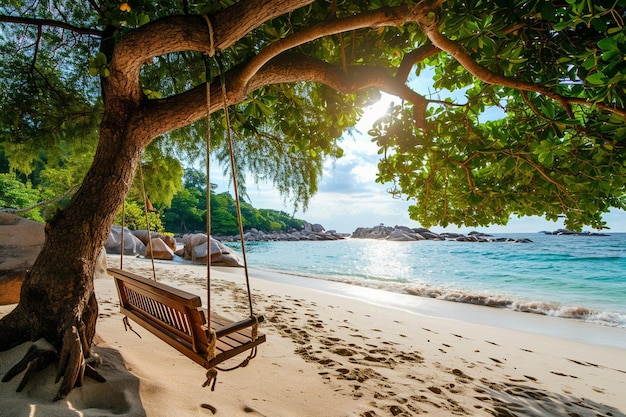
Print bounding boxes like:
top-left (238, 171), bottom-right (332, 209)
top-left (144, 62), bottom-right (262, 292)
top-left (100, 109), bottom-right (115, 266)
top-left (1, 255), bottom-right (625, 417)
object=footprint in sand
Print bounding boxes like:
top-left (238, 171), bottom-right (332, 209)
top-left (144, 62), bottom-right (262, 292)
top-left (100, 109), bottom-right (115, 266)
top-left (333, 347), bottom-right (356, 356)
top-left (427, 386), bottom-right (442, 394)
top-left (550, 371), bottom-right (578, 379)
top-left (489, 357), bottom-right (505, 365)
top-left (451, 368), bottom-right (474, 381)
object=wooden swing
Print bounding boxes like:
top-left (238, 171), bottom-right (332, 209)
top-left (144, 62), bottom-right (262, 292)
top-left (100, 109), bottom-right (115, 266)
top-left (108, 43), bottom-right (265, 390)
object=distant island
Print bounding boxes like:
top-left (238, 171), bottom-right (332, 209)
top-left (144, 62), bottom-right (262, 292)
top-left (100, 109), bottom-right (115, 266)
top-left (216, 223), bottom-right (533, 243)
top-left (539, 228), bottom-right (609, 236)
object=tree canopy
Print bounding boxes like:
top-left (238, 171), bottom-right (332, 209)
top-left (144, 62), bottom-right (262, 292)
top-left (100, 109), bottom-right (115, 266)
top-left (1, 0), bottom-right (625, 231)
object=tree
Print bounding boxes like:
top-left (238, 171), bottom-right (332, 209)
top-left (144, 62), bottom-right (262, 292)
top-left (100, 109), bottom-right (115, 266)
top-left (0, 173), bottom-right (43, 221)
top-left (0, 0), bottom-right (625, 400)
top-left (163, 187), bottom-right (205, 232)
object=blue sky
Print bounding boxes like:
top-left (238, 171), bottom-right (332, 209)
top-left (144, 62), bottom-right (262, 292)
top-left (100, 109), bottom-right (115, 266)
top-left (210, 94), bottom-right (625, 234)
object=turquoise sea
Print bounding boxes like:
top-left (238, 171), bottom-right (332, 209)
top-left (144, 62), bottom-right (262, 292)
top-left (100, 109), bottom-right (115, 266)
top-left (227, 233), bottom-right (626, 328)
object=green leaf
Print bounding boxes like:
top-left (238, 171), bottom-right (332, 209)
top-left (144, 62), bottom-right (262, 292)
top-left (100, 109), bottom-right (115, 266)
top-left (138, 13), bottom-right (150, 26)
top-left (254, 100), bottom-right (273, 117)
top-left (585, 72), bottom-right (607, 85)
top-left (541, 101), bottom-right (556, 119)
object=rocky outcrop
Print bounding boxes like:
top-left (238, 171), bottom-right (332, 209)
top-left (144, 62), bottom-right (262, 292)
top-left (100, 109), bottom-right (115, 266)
top-left (351, 225), bottom-right (533, 243)
top-left (540, 228), bottom-right (609, 236)
top-left (1, 213), bottom-right (108, 305)
top-left (0, 213), bottom-right (45, 304)
top-left (352, 224), bottom-right (394, 239)
top-left (386, 226), bottom-right (426, 241)
top-left (132, 229), bottom-right (177, 251)
top-left (215, 223), bottom-right (347, 242)
top-left (176, 233), bottom-right (244, 267)
top-left (0, 213), bottom-right (45, 278)
top-left (105, 226), bottom-right (146, 255)
top-left (145, 237), bottom-right (175, 260)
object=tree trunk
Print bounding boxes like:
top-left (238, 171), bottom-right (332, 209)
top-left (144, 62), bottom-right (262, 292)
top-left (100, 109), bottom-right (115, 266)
top-left (0, 103), bottom-right (142, 398)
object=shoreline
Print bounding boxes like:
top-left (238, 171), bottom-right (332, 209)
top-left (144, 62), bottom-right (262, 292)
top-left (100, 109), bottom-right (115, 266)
top-left (1, 255), bottom-right (625, 416)
top-left (222, 234), bottom-right (626, 329)
top-left (157, 251), bottom-right (626, 345)
top-left (248, 266), bottom-right (626, 350)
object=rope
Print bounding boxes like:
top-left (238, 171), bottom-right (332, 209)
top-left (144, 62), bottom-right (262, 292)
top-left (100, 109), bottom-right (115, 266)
top-left (203, 368), bottom-right (218, 391)
top-left (216, 346), bottom-right (257, 372)
top-left (250, 316), bottom-right (259, 341)
top-left (202, 328), bottom-right (219, 390)
top-left (138, 159), bottom-right (157, 281)
top-left (203, 54), bottom-right (213, 324)
top-left (120, 201), bottom-right (125, 269)
top-left (202, 15), bottom-right (216, 57)
top-left (122, 316), bottom-right (142, 338)
top-left (216, 56), bottom-right (255, 317)
top-left (198, 27), bottom-right (261, 392)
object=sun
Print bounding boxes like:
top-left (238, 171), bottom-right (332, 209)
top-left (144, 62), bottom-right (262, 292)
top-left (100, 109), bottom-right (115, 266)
top-left (359, 92), bottom-right (398, 127)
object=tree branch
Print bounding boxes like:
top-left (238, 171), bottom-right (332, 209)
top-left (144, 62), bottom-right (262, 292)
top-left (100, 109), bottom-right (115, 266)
top-left (415, 13), bottom-right (626, 120)
top-left (502, 151), bottom-right (571, 198)
top-left (1, 186), bottom-right (79, 215)
top-left (0, 15), bottom-right (104, 36)
top-left (395, 43), bottom-right (440, 82)
top-left (137, 52), bottom-right (429, 140)
top-left (230, 2), bottom-right (438, 93)
top-left (105, 0), bottom-right (316, 125)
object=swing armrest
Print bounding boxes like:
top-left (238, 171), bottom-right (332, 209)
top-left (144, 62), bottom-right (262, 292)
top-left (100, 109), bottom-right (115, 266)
top-left (212, 315), bottom-right (264, 339)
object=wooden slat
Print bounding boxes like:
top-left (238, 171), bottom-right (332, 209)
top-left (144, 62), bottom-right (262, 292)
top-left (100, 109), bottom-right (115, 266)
top-left (109, 268), bottom-right (202, 306)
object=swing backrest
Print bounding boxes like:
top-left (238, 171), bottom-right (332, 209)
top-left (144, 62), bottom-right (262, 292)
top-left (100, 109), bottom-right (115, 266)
top-left (109, 267), bottom-right (213, 367)
top-left (108, 267), bottom-right (265, 369)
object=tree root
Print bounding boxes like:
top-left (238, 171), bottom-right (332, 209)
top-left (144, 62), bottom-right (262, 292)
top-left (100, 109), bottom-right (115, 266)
top-left (2, 326), bottom-right (106, 400)
top-left (1, 344), bottom-right (56, 390)
top-left (55, 325), bottom-right (86, 398)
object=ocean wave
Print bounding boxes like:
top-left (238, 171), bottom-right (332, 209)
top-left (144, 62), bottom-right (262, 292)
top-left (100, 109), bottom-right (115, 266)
top-left (418, 289), bottom-right (625, 328)
top-left (278, 270), bottom-right (626, 328)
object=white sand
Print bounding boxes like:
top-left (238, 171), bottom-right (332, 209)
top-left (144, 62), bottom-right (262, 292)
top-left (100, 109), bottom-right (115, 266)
top-left (1, 255), bottom-right (625, 417)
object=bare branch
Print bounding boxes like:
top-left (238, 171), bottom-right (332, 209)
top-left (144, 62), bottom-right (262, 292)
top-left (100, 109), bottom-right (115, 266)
top-left (395, 44), bottom-right (440, 82)
top-left (231, 5), bottom-right (414, 93)
top-left (0, 15), bottom-right (104, 37)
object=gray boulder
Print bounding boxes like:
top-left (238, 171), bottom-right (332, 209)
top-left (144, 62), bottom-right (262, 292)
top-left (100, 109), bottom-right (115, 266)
top-left (180, 233), bottom-right (243, 267)
top-left (386, 229), bottom-right (421, 241)
top-left (0, 213), bottom-right (108, 305)
top-left (105, 226), bottom-right (146, 255)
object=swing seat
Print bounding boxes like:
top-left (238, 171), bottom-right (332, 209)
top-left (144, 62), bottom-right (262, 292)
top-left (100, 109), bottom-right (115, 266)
top-left (108, 268), bottom-right (265, 369)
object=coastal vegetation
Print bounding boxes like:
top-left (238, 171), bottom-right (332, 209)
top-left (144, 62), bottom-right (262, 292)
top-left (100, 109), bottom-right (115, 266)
top-left (1, 0), bottom-right (625, 400)
top-left (162, 168), bottom-right (305, 235)
top-left (1, 165), bottom-right (304, 235)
